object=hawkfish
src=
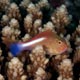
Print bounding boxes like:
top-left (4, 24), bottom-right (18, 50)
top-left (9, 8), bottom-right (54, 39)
top-left (7, 30), bottom-right (68, 56)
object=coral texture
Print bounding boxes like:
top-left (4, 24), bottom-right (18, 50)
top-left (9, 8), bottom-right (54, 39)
top-left (0, 0), bottom-right (80, 80)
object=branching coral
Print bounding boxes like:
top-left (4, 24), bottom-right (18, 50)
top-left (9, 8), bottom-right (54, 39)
top-left (33, 19), bottom-right (42, 34)
top-left (73, 47), bottom-right (80, 63)
top-left (7, 57), bottom-right (27, 80)
top-left (24, 14), bottom-right (33, 33)
top-left (57, 59), bottom-right (73, 80)
top-left (1, 15), bottom-right (9, 26)
top-left (20, 0), bottom-right (31, 8)
top-left (27, 45), bottom-right (49, 78)
top-left (6, 3), bottom-right (21, 20)
top-left (0, 0), bottom-right (80, 80)
top-left (51, 5), bottom-right (71, 34)
top-left (0, 0), bottom-right (10, 11)
top-left (34, 19), bottom-right (42, 28)
top-left (27, 3), bottom-right (43, 19)
top-left (22, 34), bottom-right (31, 42)
top-left (0, 48), bottom-right (4, 72)
top-left (72, 24), bottom-right (80, 46)
top-left (36, 0), bottom-right (49, 9)
top-left (0, 74), bottom-right (5, 80)
top-left (24, 14), bottom-right (42, 35)
top-left (50, 53), bottom-right (69, 71)
top-left (9, 18), bottom-right (19, 29)
top-left (34, 67), bottom-right (51, 80)
top-left (1, 26), bottom-right (13, 46)
top-left (1, 25), bottom-right (19, 46)
top-left (2, 26), bottom-right (14, 38)
top-left (9, 18), bottom-right (21, 38)
top-left (30, 45), bottom-right (49, 69)
top-left (65, 34), bottom-right (72, 53)
top-left (1, 18), bottom-right (21, 46)
top-left (27, 3), bottom-right (40, 15)
top-left (21, 75), bottom-right (27, 80)
top-left (43, 21), bottom-right (55, 32)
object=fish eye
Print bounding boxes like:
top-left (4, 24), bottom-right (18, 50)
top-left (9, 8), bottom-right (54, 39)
top-left (58, 41), bottom-right (62, 44)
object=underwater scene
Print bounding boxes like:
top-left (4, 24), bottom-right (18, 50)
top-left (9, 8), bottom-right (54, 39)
top-left (0, 0), bottom-right (80, 80)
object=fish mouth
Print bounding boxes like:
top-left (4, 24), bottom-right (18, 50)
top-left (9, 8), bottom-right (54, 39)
top-left (57, 44), bottom-right (68, 54)
top-left (60, 46), bottom-right (68, 54)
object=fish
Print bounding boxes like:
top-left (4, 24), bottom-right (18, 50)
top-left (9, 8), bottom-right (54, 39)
top-left (9, 30), bottom-right (68, 56)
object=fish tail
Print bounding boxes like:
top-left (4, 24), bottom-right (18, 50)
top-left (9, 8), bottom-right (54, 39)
top-left (10, 43), bottom-right (32, 56)
top-left (10, 43), bottom-right (22, 56)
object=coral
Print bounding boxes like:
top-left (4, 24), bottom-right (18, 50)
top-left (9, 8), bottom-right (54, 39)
top-left (51, 5), bottom-right (71, 34)
top-left (9, 18), bottom-right (21, 37)
top-left (33, 19), bottom-right (42, 34)
top-left (7, 57), bottom-right (26, 80)
top-left (20, 0), bottom-right (31, 8)
top-left (50, 53), bottom-right (69, 70)
top-left (74, 25), bottom-right (80, 46)
top-left (0, 0), bottom-right (80, 80)
top-left (1, 18), bottom-right (21, 46)
top-left (27, 3), bottom-right (39, 15)
top-left (24, 14), bottom-right (33, 33)
top-left (0, 48), bottom-right (4, 71)
top-left (33, 19), bottom-right (42, 30)
top-left (75, 37), bottom-right (80, 46)
top-left (7, 52), bottom-right (14, 61)
top-left (22, 34), bottom-right (31, 42)
top-left (27, 3), bottom-right (43, 19)
top-left (0, 0), bottom-right (10, 11)
top-left (9, 18), bottom-right (19, 29)
top-left (1, 15), bottom-right (9, 26)
top-left (21, 75), bottom-right (27, 80)
top-left (0, 48), bottom-right (2, 57)
top-left (30, 45), bottom-right (49, 69)
top-left (43, 21), bottom-right (55, 32)
top-left (36, 0), bottom-right (49, 9)
top-left (6, 3), bottom-right (21, 20)
top-left (0, 74), bottom-right (4, 80)
top-left (73, 47), bottom-right (80, 63)
top-left (24, 14), bottom-right (42, 35)
top-left (71, 23), bottom-right (80, 47)
top-left (2, 25), bottom-right (20, 46)
top-left (65, 35), bottom-right (72, 53)
top-left (27, 45), bottom-right (49, 77)
top-left (2, 26), bottom-right (14, 37)
top-left (34, 67), bottom-right (51, 80)
top-left (57, 59), bottom-right (73, 80)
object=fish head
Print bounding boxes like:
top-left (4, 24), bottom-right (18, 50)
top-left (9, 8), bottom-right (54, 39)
top-left (51, 38), bottom-right (68, 55)
top-left (29, 30), bottom-right (68, 55)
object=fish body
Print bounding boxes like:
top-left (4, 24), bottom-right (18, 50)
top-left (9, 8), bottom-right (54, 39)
top-left (10, 30), bottom-right (68, 56)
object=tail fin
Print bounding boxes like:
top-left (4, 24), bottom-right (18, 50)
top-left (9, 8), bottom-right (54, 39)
top-left (10, 43), bottom-right (22, 56)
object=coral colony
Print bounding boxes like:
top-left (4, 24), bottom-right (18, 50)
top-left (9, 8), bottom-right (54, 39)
top-left (0, 0), bottom-right (80, 80)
